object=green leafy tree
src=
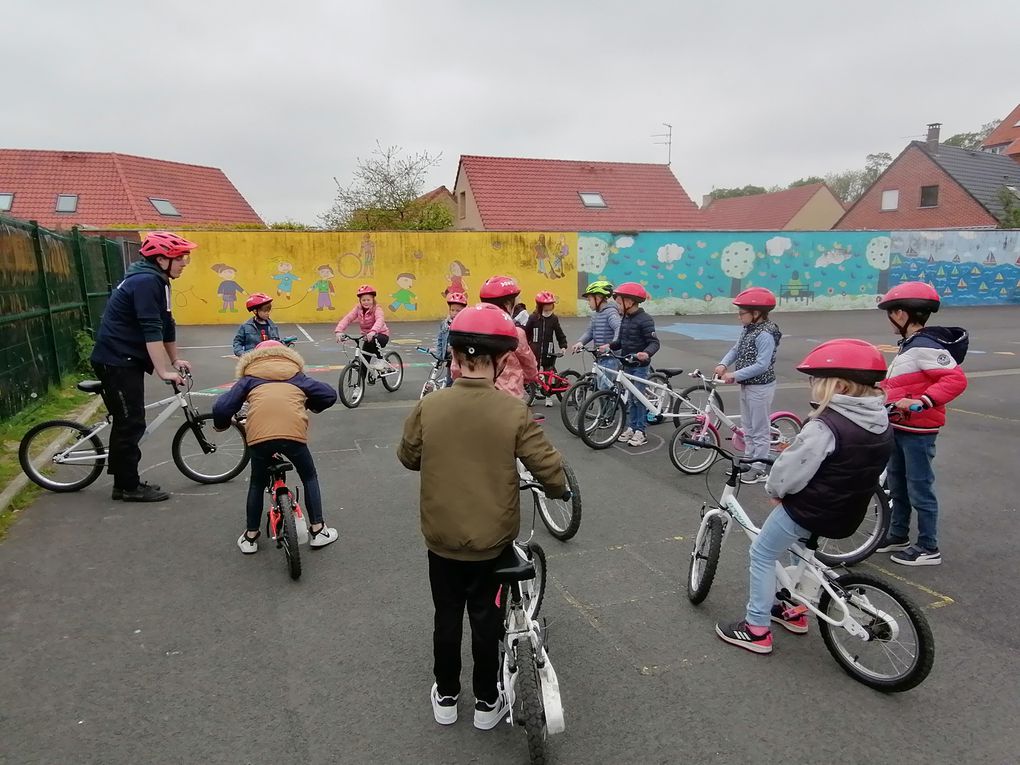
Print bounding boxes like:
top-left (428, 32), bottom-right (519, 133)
top-left (788, 176), bottom-right (825, 188)
top-left (998, 187), bottom-right (1020, 229)
top-left (944, 119), bottom-right (1000, 149)
top-left (320, 143), bottom-right (452, 231)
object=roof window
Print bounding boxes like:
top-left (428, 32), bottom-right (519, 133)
top-left (578, 192), bottom-right (607, 208)
top-left (55, 194), bottom-right (78, 213)
top-left (149, 198), bottom-right (181, 216)
top-left (0, 193), bottom-right (12, 212)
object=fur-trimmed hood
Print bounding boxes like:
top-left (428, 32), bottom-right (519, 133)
top-left (236, 344), bottom-right (305, 380)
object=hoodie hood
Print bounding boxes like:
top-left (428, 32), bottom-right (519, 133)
top-left (236, 344), bottom-right (305, 380)
top-left (125, 258), bottom-right (170, 282)
top-left (915, 326), bottom-right (969, 364)
top-left (823, 393), bottom-right (889, 434)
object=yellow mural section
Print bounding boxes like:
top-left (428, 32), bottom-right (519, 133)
top-left (165, 231), bottom-right (577, 325)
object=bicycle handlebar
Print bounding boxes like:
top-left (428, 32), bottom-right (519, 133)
top-left (519, 480), bottom-right (572, 501)
top-left (680, 438), bottom-right (775, 466)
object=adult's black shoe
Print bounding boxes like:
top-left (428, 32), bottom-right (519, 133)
top-left (112, 482), bottom-right (163, 501)
top-left (117, 483), bottom-right (170, 502)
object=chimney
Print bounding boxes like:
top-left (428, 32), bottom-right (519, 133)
top-left (702, 193), bottom-right (714, 208)
top-left (926, 122), bottom-right (942, 152)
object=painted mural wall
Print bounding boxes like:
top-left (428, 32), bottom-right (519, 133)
top-left (577, 229), bottom-right (1020, 315)
top-left (167, 231), bottom-right (577, 325)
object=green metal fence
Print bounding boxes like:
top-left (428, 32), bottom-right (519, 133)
top-left (0, 215), bottom-right (125, 420)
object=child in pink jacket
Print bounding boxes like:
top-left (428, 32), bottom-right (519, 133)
top-left (334, 284), bottom-right (390, 369)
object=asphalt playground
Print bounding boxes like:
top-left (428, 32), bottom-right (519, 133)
top-left (2, 305), bottom-right (1019, 764)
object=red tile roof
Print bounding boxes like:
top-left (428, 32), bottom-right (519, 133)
top-left (457, 155), bottom-right (701, 230)
top-left (0, 149), bottom-right (264, 229)
top-left (982, 103), bottom-right (1020, 151)
top-left (701, 183), bottom-right (833, 230)
top-left (418, 185), bottom-right (454, 204)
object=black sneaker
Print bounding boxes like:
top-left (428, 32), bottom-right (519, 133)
top-left (891, 545), bottom-right (941, 567)
top-left (112, 482), bottom-right (162, 501)
top-left (715, 620), bottom-right (773, 654)
top-left (875, 535), bottom-right (911, 553)
top-left (118, 483), bottom-right (170, 502)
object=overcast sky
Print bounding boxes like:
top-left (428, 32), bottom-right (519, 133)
top-left (6, 0), bottom-right (1018, 224)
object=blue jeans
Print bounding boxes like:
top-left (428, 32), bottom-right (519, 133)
top-left (626, 364), bottom-right (650, 432)
top-left (746, 505), bottom-right (809, 628)
top-left (596, 357), bottom-right (619, 391)
top-left (886, 430), bottom-right (939, 550)
top-left (245, 440), bottom-right (324, 531)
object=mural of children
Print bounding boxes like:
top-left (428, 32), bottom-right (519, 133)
top-left (360, 234), bottom-right (376, 277)
top-left (389, 273), bottom-right (417, 312)
top-left (308, 264), bottom-right (336, 311)
top-left (534, 234), bottom-right (551, 278)
top-left (442, 260), bottom-right (470, 298)
top-left (272, 261), bottom-right (301, 300)
top-left (551, 235), bottom-right (569, 279)
top-left (212, 263), bottom-right (245, 312)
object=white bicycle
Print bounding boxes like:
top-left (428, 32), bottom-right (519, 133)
top-left (335, 334), bottom-right (404, 408)
top-left (684, 440), bottom-right (934, 692)
top-left (19, 373), bottom-right (250, 491)
top-left (516, 459), bottom-right (583, 541)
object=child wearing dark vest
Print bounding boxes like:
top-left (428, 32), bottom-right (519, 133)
top-left (714, 287), bottom-right (781, 483)
top-left (716, 339), bottom-right (893, 655)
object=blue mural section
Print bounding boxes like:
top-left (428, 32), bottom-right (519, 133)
top-left (890, 230), bottom-right (1020, 306)
top-left (576, 229), bottom-right (1020, 315)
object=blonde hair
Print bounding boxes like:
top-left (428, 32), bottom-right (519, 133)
top-left (808, 376), bottom-right (883, 418)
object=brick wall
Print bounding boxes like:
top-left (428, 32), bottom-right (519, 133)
top-left (835, 145), bottom-right (997, 230)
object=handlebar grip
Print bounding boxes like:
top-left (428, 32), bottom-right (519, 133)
top-left (909, 403), bottom-right (924, 412)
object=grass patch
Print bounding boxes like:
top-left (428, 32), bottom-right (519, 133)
top-left (0, 376), bottom-right (100, 537)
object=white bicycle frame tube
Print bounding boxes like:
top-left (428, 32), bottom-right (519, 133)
top-left (341, 338), bottom-right (400, 378)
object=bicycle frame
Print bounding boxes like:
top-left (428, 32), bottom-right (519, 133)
top-left (339, 335), bottom-right (400, 378)
top-left (266, 463), bottom-right (306, 540)
top-left (685, 370), bottom-right (800, 447)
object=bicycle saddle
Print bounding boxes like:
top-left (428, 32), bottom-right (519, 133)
top-left (77, 380), bottom-right (104, 393)
top-left (491, 544), bottom-right (536, 583)
top-left (268, 455), bottom-right (294, 474)
top-left (656, 368), bottom-right (685, 378)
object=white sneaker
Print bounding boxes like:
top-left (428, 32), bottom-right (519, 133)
top-left (309, 525), bottom-right (339, 549)
top-left (544, 398), bottom-right (554, 407)
top-left (473, 689), bottom-right (513, 730)
top-left (431, 683), bottom-right (458, 725)
top-left (617, 427), bottom-right (635, 442)
top-left (628, 431), bottom-right (648, 447)
top-left (237, 531), bottom-right (259, 554)
top-left (370, 358), bottom-right (387, 371)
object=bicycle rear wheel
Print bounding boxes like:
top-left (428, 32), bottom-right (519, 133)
top-left (19, 420), bottom-right (106, 492)
top-left (687, 514), bottom-right (724, 604)
top-left (669, 421), bottom-right (720, 474)
top-left (676, 384), bottom-right (724, 427)
top-left (769, 414), bottom-right (802, 455)
top-left (338, 363), bottom-right (365, 408)
top-left (560, 376), bottom-right (594, 436)
top-left (381, 351), bottom-right (404, 391)
top-left (172, 414), bottom-right (250, 484)
top-left (278, 492), bottom-right (302, 580)
top-left (534, 461), bottom-right (582, 541)
top-left (815, 489), bottom-right (891, 566)
top-left (578, 390), bottom-right (625, 449)
top-left (513, 642), bottom-right (548, 764)
top-left (817, 572), bottom-right (934, 692)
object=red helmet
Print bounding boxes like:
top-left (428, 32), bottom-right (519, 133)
top-left (797, 338), bottom-right (887, 386)
top-left (445, 291), bottom-right (468, 306)
top-left (255, 340), bottom-right (284, 350)
top-left (733, 287), bottom-right (777, 308)
top-left (479, 275), bottom-right (521, 300)
top-left (877, 282), bottom-right (940, 313)
top-left (613, 282), bottom-right (649, 303)
top-left (448, 303), bottom-right (519, 356)
top-left (245, 292), bottom-right (273, 311)
top-left (535, 291), bottom-right (556, 305)
top-left (356, 284), bottom-right (377, 297)
top-left (139, 231), bottom-right (197, 259)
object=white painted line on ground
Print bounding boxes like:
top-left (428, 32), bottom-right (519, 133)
top-left (296, 324), bottom-right (315, 343)
top-left (178, 345), bottom-right (233, 350)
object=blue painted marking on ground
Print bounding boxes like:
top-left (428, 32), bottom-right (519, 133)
top-left (659, 323), bottom-right (743, 342)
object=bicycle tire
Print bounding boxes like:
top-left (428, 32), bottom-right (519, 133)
top-left (525, 382), bottom-right (542, 407)
top-left (534, 460), bottom-right (582, 541)
top-left (578, 390), bottom-right (625, 449)
top-left (172, 415), bottom-right (250, 484)
top-left (279, 492), bottom-right (302, 581)
top-left (420, 379), bottom-right (436, 399)
top-left (817, 572), bottom-right (934, 692)
top-left (687, 514), bottom-right (724, 604)
top-left (338, 362), bottom-right (365, 408)
top-left (523, 543), bottom-right (547, 620)
top-left (514, 641), bottom-right (548, 765)
top-left (669, 421), bottom-right (720, 474)
top-left (769, 414), bottom-right (802, 454)
top-left (675, 384), bottom-right (724, 428)
top-left (381, 351), bottom-right (404, 391)
top-left (18, 420), bottom-right (106, 492)
top-left (560, 376), bottom-right (595, 436)
top-left (815, 489), bottom-right (892, 567)
top-left (554, 370), bottom-right (581, 398)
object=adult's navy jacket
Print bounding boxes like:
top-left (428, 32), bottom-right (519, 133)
top-left (91, 260), bottom-right (175, 373)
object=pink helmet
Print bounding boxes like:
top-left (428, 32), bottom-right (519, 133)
top-left (797, 338), bottom-right (887, 386)
top-left (535, 291), bottom-right (556, 305)
top-left (139, 231), bottom-right (197, 259)
top-left (733, 287), bottom-right (777, 308)
top-left (245, 292), bottom-right (273, 311)
top-left (445, 291), bottom-right (468, 306)
top-left (613, 282), bottom-right (649, 303)
top-left (255, 340), bottom-right (284, 350)
top-left (877, 282), bottom-right (940, 313)
top-left (479, 275), bottom-right (521, 300)
top-left (356, 284), bottom-right (377, 297)
top-left (448, 303), bottom-right (520, 356)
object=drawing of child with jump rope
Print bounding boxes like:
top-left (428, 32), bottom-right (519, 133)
top-left (308, 264), bottom-right (336, 310)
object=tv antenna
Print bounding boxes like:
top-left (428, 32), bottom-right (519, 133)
top-left (652, 123), bottom-right (673, 165)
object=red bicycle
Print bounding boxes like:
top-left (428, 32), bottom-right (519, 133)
top-left (265, 453), bottom-right (309, 580)
top-left (525, 354), bottom-right (581, 407)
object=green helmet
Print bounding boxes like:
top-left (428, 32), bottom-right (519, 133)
top-left (584, 280), bottom-right (613, 297)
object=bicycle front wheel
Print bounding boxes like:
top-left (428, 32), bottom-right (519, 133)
top-left (338, 363), bottom-right (365, 408)
top-left (669, 422), bottom-right (720, 474)
top-left (817, 572), bottom-right (934, 692)
top-left (279, 492), bottom-right (302, 581)
top-left (381, 351), bottom-right (404, 391)
top-left (688, 514), bottom-right (724, 604)
top-left (578, 390), bottom-right (625, 449)
top-left (676, 384), bottom-right (724, 427)
top-left (560, 376), bottom-right (594, 436)
top-left (513, 641), bottom-right (548, 764)
top-left (815, 489), bottom-right (891, 566)
top-left (19, 420), bottom-right (106, 492)
top-left (172, 415), bottom-right (250, 484)
top-left (534, 460), bottom-right (582, 541)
